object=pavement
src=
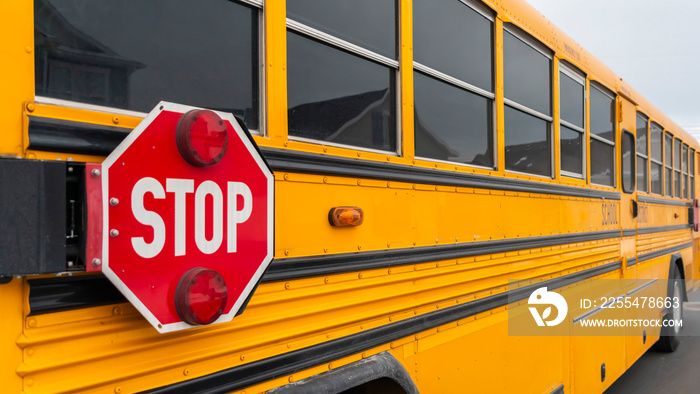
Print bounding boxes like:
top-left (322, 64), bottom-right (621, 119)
top-left (604, 289), bottom-right (700, 393)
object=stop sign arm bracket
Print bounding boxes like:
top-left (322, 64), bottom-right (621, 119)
top-left (85, 163), bottom-right (103, 273)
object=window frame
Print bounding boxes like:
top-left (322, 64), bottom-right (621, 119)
top-left (665, 131), bottom-right (673, 196)
top-left (35, 0), bottom-right (267, 135)
top-left (635, 113), bottom-right (649, 193)
top-left (683, 143), bottom-right (689, 199)
top-left (503, 24), bottom-right (554, 179)
top-left (621, 129), bottom-right (636, 194)
top-left (412, 0), bottom-right (496, 169)
top-left (558, 63), bottom-right (586, 179)
top-left (648, 121), bottom-right (663, 195)
top-left (692, 149), bottom-right (696, 199)
top-left (286, 0), bottom-right (401, 154)
top-left (588, 82), bottom-right (616, 188)
top-left (674, 138), bottom-right (682, 198)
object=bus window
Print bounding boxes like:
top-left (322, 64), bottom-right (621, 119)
top-left (589, 85), bottom-right (616, 187)
top-left (621, 130), bottom-right (635, 193)
top-left (692, 149), bottom-right (696, 199)
top-left (636, 113), bottom-right (648, 192)
top-left (665, 131), bottom-right (673, 195)
top-left (683, 144), bottom-right (689, 199)
top-left (286, 0), bottom-right (398, 152)
top-left (413, 0), bottom-right (494, 168)
top-left (649, 121), bottom-right (663, 194)
top-left (674, 138), bottom-right (681, 197)
top-left (503, 28), bottom-right (553, 177)
top-left (34, 0), bottom-right (262, 131)
top-left (559, 64), bottom-right (585, 178)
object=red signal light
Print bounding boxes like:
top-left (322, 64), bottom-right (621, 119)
top-left (175, 268), bottom-right (228, 325)
top-left (176, 109), bottom-right (229, 167)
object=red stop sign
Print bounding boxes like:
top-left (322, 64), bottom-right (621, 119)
top-left (93, 102), bottom-right (273, 333)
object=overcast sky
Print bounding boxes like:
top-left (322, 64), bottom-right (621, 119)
top-left (526, 0), bottom-right (700, 141)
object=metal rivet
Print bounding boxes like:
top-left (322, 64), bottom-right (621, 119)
top-left (67, 261), bottom-right (74, 267)
top-left (112, 116), bottom-right (120, 124)
top-left (28, 319), bottom-right (36, 328)
top-left (183, 369), bottom-right (189, 376)
top-left (92, 258), bottom-right (102, 267)
top-left (110, 229), bottom-right (119, 237)
top-left (284, 250), bottom-right (290, 256)
top-left (91, 169), bottom-right (101, 177)
top-left (240, 355), bottom-right (246, 361)
top-left (110, 198), bottom-right (119, 206)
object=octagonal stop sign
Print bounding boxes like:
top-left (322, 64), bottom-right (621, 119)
top-left (86, 102), bottom-right (274, 333)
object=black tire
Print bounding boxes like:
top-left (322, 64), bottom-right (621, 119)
top-left (655, 264), bottom-right (683, 352)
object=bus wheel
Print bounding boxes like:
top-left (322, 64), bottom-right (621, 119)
top-left (655, 265), bottom-right (683, 352)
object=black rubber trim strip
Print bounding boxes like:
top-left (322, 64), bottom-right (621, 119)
top-left (637, 242), bottom-right (693, 264)
top-left (26, 118), bottom-right (621, 199)
top-left (622, 229), bottom-right (636, 237)
top-left (28, 275), bottom-right (126, 316)
top-left (637, 224), bottom-right (692, 235)
top-left (28, 230), bottom-right (623, 315)
top-left (263, 230), bottom-right (621, 282)
top-left (638, 195), bottom-right (692, 207)
top-left (627, 257), bottom-right (638, 267)
top-left (141, 261), bottom-right (621, 394)
top-left (550, 385), bottom-right (565, 394)
top-left (262, 148), bottom-right (621, 200)
top-left (27, 116), bottom-right (132, 156)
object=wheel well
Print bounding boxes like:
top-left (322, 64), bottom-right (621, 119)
top-left (339, 377), bottom-right (407, 394)
top-left (670, 253), bottom-right (688, 301)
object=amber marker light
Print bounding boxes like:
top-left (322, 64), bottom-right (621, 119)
top-left (329, 207), bottom-right (364, 227)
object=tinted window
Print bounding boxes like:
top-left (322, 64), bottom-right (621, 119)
top-left (561, 125), bottom-right (583, 175)
top-left (651, 162), bottom-right (662, 194)
top-left (287, 32), bottom-right (396, 151)
top-left (414, 72), bottom-right (493, 167)
top-left (287, 0), bottom-right (397, 59)
top-left (591, 139), bottom-right (614, 186)
top-left (504, 30), bottom-right (551, 115)
top-left (622, 131), bottom-right (634, 193)
top-left (692, 149), bottom-right (696, 175)
top-left (637, 156), bottom-right (648, 192)
top-left (590, 87), bottom-right (615, 142)
top-left (413, 0), bottom-right (492, 92)
top-left (665, 133), bottom-right (673, 196)
top-left (504, 106), bottom-right (550, 176)
top-left (560, 72), bottom-right (584, 128)
top-left (683, 145), bottom-right (688, 173)
top-left (650, 123), bottom-right (662, 162)
top-left (636, 114), bottom-right (648, 155)
top-left (675, 139), bottom-right (681, 169)
top-left (35, 0), bottom-right (260, 130)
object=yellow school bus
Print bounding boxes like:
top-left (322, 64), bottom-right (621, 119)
top-left (1, 0), bottom-right (698, 393)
